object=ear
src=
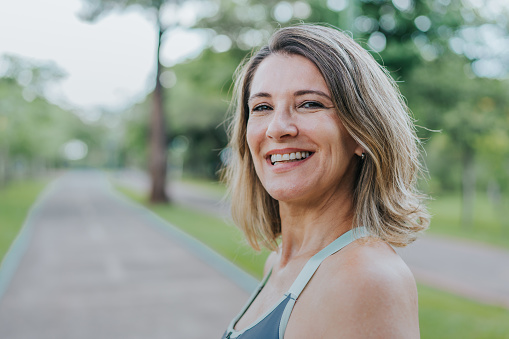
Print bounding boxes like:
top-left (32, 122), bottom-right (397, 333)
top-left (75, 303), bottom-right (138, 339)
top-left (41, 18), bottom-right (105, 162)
top-left (354, 144), bottom-right (364, 157)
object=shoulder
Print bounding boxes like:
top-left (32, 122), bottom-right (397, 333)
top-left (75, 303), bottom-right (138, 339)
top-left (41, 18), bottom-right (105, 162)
top-left (312, 238), bottom-right (419, 338)
top-left (332, 238), bottom-right (417, 302)
top-left (333, 237), bottom-right (415, 288)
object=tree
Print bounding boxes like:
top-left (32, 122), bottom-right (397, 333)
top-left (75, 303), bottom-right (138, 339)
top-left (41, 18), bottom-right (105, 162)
top-left (0, 55), bottom-right (105, 186)
top-left (0, 55), bottom-right (63, 184)
top-left (403, 54), bottom-right (509, 229)
top-left (78, 0), bottom-right (185, 203)
top-left (195, 0), bottom-right (509, 229)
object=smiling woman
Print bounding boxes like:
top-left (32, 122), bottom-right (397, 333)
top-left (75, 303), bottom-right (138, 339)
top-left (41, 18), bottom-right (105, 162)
top-left (246, 54), bottom-right (361, 207)
top-left (222, 24), bottom-right (429, 339)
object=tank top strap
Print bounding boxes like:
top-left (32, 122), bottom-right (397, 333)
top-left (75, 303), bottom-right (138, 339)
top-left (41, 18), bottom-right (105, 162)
top-left (287, 226), bottom-right (368, 298)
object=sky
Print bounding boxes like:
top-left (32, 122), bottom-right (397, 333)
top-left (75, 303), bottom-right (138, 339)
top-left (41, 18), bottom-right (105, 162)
top-left (0, 0), bottom-right (206, 112)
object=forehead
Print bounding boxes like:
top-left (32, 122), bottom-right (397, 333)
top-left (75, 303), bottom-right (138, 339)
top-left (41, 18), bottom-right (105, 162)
top-left (250, 54), bottom-right (330, 97)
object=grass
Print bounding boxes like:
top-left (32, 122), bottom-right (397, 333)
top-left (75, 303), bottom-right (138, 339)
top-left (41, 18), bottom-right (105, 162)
top-left (429, 193), bottom-right (509, 249)
top-left (0, 179), bottom-right (47, 262)
top-left (116, 184), bottom-right (509, 339)
top-left (418, 284), bottom-right (509, 339)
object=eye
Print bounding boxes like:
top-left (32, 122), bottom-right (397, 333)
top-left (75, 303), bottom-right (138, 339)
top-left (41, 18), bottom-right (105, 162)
top-left (251, 104), bottom-right (272, 113)
top-left (300, 101), bottom-right (325, 109)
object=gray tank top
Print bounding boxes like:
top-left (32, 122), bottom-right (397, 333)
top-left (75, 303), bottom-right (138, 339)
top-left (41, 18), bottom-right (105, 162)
top-left (222, 226), bottom-right (368, 339)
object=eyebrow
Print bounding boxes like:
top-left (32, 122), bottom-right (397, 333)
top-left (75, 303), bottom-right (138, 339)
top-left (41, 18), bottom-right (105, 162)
top-left (294, 90), bottom-right (332, 100)
top-left (248, 92), bottom-right (271, 103)
top-left (248, 90), bottom-right (332, 103)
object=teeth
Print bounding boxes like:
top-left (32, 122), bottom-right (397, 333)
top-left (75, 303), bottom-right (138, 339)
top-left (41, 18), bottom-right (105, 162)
top-left (270, 151), bottom-right (312, 165)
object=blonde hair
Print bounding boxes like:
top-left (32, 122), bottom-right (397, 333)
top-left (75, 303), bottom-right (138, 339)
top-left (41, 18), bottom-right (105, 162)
top-left (223, 24), bottom-right (429, 251)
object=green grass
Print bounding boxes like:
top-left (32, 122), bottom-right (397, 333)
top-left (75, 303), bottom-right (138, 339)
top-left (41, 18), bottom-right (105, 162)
top-left (429, 193), bottom-right (509, 249)
top-left (116, 185), bottom-right (509, 338)
top-left (418, 284), bottom-right (509, 339)
top-left (0, 179), bottom-right (47, 262)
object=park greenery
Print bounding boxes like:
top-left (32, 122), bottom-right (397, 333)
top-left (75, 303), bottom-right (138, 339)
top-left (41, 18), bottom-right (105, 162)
top-left (1, 2), bottom-right (508, 239)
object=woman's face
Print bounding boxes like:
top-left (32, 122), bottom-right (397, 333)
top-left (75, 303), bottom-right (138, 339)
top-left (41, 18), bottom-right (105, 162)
top-left (246, 54), bottom-right (362, 205)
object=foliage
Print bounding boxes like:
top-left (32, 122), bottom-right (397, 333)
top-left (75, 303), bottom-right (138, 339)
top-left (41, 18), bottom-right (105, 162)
top-left (400, 52), bottom-right (509, 227)
top-left (118, 47), bottom-right (240, 177)
top-left (190, 0), bottom-right (509, 224)
top-left (0, 55), bottom-right (108, 185)
top-left (119, 100), bottom-right (151, 168)
top-left (91, 0), bottom-right (509, 209)
top-left (0, 0), bottom-right (505, 200)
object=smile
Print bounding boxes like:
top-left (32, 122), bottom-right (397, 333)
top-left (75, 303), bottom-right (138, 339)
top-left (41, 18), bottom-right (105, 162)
top-left (270, 151), bottom-right (312, 165)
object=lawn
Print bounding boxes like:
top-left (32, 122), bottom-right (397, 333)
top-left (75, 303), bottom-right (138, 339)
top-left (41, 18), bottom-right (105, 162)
top-left (429, 193), bottom-right (509, 249)
top-left (418, 284), bottom-right (509, 339)
top-left (116, 185), bottom-right (509, 339)
top-left (0, 179), bottom-right (47, 262)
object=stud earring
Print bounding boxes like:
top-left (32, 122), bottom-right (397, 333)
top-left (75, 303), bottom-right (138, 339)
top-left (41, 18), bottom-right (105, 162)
top-left (361, 153), bottom-right (365, 160)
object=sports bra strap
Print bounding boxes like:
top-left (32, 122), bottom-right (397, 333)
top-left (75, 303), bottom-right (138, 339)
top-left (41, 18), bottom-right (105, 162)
top-left (287, 226), bottom-right (368, 297)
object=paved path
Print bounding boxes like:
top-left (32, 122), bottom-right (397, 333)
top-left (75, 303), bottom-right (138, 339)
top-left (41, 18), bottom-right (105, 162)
top-left (115, 170), bottom-right (509, 309)
top-left (0, 171), bottom-right (255, 339)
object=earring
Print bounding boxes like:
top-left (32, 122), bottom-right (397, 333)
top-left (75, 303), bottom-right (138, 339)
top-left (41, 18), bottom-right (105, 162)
top-left (361, 153), bottom-right (365, 160)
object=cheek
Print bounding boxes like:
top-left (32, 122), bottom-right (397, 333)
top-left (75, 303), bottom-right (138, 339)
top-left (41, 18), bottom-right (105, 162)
top-left (246, 120), bottom-right (264, 155)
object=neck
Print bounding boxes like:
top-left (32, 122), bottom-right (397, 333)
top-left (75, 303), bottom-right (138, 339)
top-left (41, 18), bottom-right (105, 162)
top-left (277, 188), bottom-right (355, 268)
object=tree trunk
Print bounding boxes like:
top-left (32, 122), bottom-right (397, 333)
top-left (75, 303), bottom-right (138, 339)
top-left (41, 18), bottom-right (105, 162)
top-left (461, 147), bottom-right (476, 230)
top-left (149, 17), bottom-right (169, 203)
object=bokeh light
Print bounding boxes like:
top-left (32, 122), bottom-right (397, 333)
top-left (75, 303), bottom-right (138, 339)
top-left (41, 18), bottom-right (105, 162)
top-left (62, 139), bottom-right (88, 161)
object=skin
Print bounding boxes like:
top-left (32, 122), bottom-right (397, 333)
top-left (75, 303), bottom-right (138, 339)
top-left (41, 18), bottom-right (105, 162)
top-left (235, 54), bottom-right (420, 338)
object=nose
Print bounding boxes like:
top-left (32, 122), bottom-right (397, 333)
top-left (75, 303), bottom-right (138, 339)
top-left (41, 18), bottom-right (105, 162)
top-left (266, 106), bottom-right (298, 140)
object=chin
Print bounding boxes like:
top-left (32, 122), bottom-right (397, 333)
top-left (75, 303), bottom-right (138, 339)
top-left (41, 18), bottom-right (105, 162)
top-left (264, 183), bottom-right (310, 203)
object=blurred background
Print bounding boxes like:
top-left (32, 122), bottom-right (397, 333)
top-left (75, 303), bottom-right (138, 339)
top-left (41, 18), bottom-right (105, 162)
top-left (1, 0), bottom-right (509, 338)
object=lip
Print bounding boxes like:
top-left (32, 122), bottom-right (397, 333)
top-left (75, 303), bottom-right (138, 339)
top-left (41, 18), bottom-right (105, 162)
top-left (265, 148), bottom-right (314, 158)
top-left (264, 148), bottom-right (315, 172)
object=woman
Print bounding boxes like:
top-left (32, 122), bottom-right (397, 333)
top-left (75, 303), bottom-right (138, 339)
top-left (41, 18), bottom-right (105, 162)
top-left (222, 24), bottom-right (429, 339)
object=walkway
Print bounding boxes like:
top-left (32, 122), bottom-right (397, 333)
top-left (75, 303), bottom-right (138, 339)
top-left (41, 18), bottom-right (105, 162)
top-left (115, 170), bottom-right (509, 309)
top-left (0, 171), bottom-right (255, 339)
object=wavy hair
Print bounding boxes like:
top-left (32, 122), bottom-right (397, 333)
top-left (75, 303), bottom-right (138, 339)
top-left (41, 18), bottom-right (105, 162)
top-left (223, 24), bottom-right (429, 251)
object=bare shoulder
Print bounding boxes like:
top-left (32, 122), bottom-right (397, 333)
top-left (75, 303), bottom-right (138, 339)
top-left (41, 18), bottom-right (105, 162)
top-left (314, 238), bottom-right (419, 338)
top-left (334, 237), bottom-right (416, 290)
